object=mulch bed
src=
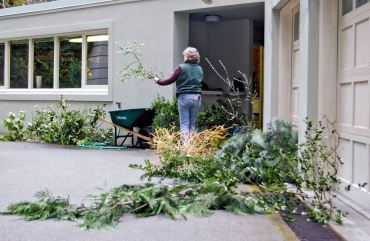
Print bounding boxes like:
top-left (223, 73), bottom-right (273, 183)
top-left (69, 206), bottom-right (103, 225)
top-left (282, 206), bottom-right (345, 241)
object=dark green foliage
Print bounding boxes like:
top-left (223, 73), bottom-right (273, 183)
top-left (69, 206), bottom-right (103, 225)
top-left (196, 104), bottom-right (227, 129)
top-left (150, 96), bottom-right (179, 130)
top-left (3, 181), bottom-right (270, 230)
top-left (196, 100), bottom-right (251, 129)
top-left (6, 191), bottom-right (77, 221)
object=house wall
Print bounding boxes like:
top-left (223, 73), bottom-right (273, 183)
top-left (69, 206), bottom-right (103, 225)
top-left (0, 0), bottom-right (263, 131)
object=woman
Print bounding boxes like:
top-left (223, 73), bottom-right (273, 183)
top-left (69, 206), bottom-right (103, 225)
top-left (154, 47), bottom-right (203, 143)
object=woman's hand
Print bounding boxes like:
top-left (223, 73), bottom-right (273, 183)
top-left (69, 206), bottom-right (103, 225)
top-left (153, 77), bottom-right (160, 83)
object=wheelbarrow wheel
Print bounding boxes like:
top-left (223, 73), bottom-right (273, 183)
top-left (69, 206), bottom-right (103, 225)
top-left (138, 127), bottom-right (152, 148)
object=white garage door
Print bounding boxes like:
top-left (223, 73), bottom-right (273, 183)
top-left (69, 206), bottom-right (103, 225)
top-left (337, 0), bottom-right (370, 212)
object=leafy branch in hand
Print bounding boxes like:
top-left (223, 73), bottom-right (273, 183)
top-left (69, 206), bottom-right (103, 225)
top-left (116, 41), bottom-right (163, 81)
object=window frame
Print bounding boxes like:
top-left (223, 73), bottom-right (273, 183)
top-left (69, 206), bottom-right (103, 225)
top-left (0, 42), bottom-right (6, 89)
top-left (0, 21), bottom-right (112, 101)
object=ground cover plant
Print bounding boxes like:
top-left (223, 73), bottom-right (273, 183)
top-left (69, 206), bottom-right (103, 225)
top-left (0, 98), bottom-right (113, 145)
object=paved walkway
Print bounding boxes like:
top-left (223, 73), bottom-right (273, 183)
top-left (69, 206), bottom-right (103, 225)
top-left (0, 142), bottom-right (298, 241)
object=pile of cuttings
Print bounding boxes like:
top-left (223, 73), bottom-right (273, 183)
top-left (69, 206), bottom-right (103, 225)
top-left (149, 126), bottom-right (229, 157)
top-left (2, 181), bottom-right (271, 230)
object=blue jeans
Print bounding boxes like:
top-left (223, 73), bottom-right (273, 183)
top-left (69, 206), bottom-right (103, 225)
top-left (178, 93), bottom-right (201, 139)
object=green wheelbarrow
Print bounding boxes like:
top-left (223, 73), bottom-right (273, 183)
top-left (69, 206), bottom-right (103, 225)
top-left (99, 108), bottom-right (155, 148)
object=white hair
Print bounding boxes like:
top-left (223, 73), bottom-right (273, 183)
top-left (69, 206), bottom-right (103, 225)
top-left (183, 47), bottom-right (200, 64)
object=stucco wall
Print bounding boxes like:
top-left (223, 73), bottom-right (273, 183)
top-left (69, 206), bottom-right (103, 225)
top-left (0, 0), bottom-right (262, 131)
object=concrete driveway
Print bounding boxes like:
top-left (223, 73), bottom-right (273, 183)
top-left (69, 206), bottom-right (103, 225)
top-left (0, 142), bottom-right (297, 241)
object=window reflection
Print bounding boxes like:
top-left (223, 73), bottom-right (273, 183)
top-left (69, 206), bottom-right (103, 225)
top-left (342, 0), bottom-right (353, 15)
top-left (356, 0), bottom-right (369, 8)
top-left (87, 34), bottom-right (108, 85)
top-left (10, 40), bottom-right (28, 89)
top-left (0, 43), bottom-right (4, 86)
top-left (34, 38), bottom-right (54, 88)
top-left (293, 12), bottom-right (300, 41)
top-left (59, 36), bottom-right (82, 88)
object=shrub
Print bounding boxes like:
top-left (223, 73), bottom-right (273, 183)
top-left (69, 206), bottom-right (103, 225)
top-left (0, 98), bottom-right (113, 145)
top-left (196, 104), bottom-right (227, 129)
top-left (150, 96), bottom-right (179, 130)
top-left (1, 111), bottom-right (26, 141)
top-left (27, 99), bottom-right (87, 145)
top-left (27, 108), bottom-right (59, 143)
top-left (27, 99), bottom-right (113, 145)
top-left (196, 101), bottom-right (251, 130)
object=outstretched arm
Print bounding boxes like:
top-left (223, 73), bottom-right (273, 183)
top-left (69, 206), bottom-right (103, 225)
top-left (156, 66), bottom-right (182, 86)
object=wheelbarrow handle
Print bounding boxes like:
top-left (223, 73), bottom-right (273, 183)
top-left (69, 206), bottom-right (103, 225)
top-left (99, 117), bottom-right (151, 141)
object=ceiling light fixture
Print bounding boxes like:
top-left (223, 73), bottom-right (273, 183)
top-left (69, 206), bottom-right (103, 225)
top-left (205, 15), bottom-right (220, 23)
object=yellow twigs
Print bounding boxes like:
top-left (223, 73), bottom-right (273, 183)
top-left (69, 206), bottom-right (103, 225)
top-left (149, 126), bottom-right (229, 158)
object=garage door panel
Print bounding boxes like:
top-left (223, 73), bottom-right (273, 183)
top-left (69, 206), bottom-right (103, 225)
top-left (338, 1), bottom-right (370, 208)
top-left (340, 26), bottom-right (354, 70)
top-left (353, 142), bottom-right (369, 187)
top-left (339, 138), bottom-right (353, 183)
top-left (338, 83), bottom-right (352, 125)
top-left (354, 81), bottom-right (369, 128)
top-left (292, 49), bottom-right (300, 86)
top-left (355, 19), bottom-right (370, 68)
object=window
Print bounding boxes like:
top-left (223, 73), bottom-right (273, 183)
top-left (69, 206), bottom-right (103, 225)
top-left (357, 0), bottom-right (369, 8)
top-left (34, 38), bottom-right (54, 88)
top-left (59, 36), bottom-right (82, 88)
top-left (293, 11), bottom-right (300, 41)
top-left (0, 43), bottom-right (4, 86)
top-left (10, 40), bottom-right (28, 89)
top-left (0, 30), bottom-right (108, 92)
top-left (342, 0), bottom-right (353, 15)
top-left (87, 35), bottom-right (108, 85)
